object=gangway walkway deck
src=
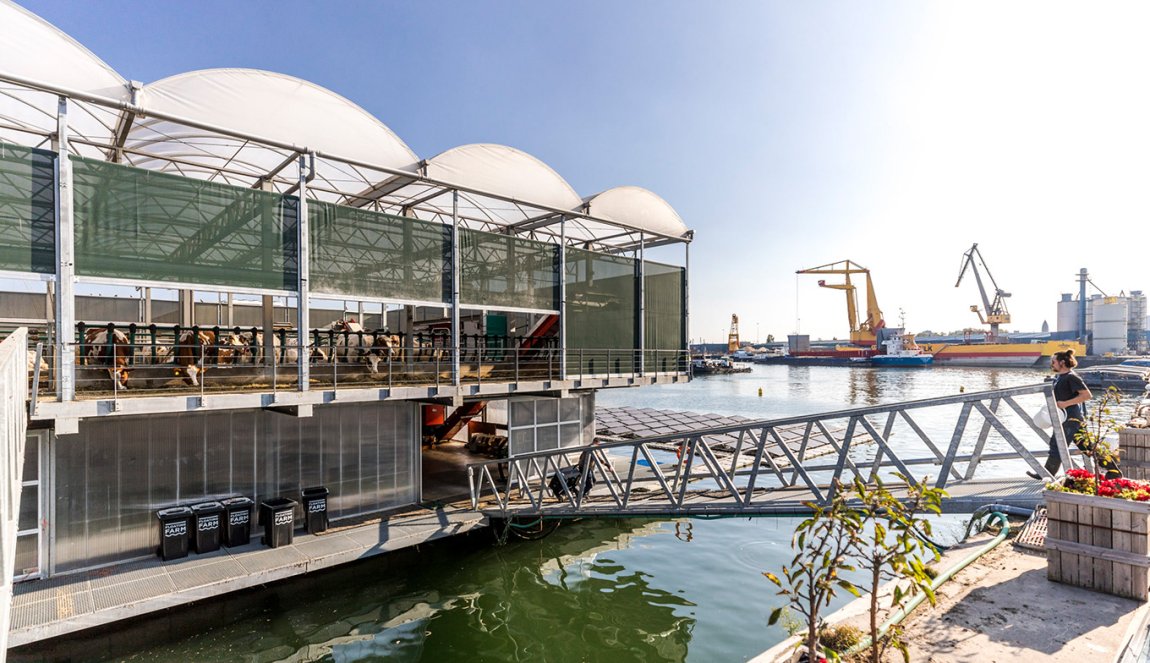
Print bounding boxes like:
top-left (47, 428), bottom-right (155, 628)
top-left (469, 384), bottom-right (1078, 518)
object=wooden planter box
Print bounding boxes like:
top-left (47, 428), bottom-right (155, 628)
top-left (1044, 489), bottom-right (1150, 600)
top-left (1120, 428), bottom-right (1150, 481)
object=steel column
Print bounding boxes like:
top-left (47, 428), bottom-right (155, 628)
top-left (53, 97), bottom-right (76, 402)
top-left (559, 218), bottom-right (567, 380)
top-left (296, 153), bottom-right (313, 390)
top-left (451, 190), bottom-right (461, 385)
top-left (637, 233), bottom-right (645, 376)
top-left (683, 242), bottom-right (690, 369)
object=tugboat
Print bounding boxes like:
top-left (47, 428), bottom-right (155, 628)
top-left (691, 355), bottom-right (753, 375)
top-left (871, 333), bottom-right (933, 367)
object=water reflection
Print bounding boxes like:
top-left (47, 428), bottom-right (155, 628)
top-left (847, 368), bottom-right (880, 405)
top-left (20, 520), bottom-right (697, 663)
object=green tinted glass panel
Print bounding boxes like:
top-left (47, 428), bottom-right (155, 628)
top-left (309, 201), bottom-right (448, 303)
top-left (644, 260), bottom-right (685, 371)
top-left (566, 247), bottom-right (636, 374)
top-left (73, 157), bottom-right (298, 290)
top-left (0, 142), bottom-right (55, 274)
top-left (461, 228), bottom-right (558, 311)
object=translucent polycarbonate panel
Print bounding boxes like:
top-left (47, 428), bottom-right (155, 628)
top-left (72, 156), bottom-right (299, 289)
top-left (18, 483), bottom-right (37, 531)
top-left (0, 142), bottom-right (54, 274)
top-left (506, 395), bottom-right (590, 458)
top-left (565, 248), bottom-right (636, 374)
top-left (460, 228), bottom-right (558, 311)
top-left (14, 534), bottom-right (38, 577)
top-left (644, 260), bottom-right (686, 372)
top-left (310, 201), bottom-right (448, 303)
top-left (52, 402), bottom-right (417, 572)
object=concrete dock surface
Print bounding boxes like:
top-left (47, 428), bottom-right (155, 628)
top-left (754, 536), bottom-right (1149, 662)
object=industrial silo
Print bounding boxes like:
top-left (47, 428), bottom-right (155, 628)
top-left (1056, 293), bottom-right (1078, 333)
top-left (1130, 291), bottom-right (1147, 352)
top-left (1092, 296), bottom-right (1128, 355)
top-left (1086, 294), bottom-right (1102, 333)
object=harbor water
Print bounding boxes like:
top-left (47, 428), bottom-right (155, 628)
top-left (19, 364), bottom-right (1105, 662)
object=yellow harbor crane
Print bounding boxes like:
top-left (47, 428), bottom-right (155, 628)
top-left (797, 260), bottom-right (886, 346)
top-left (727, 314), bottom-right (740, 353)
top-left (956, 243), bottom-right (1011, 341)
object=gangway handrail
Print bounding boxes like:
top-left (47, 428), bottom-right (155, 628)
top-left (0, 328), bottom-right (30, 658)
top-left (467, 382), bottom-right (1074, 518)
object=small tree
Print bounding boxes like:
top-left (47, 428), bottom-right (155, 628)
top-left (1074, 385), bottom-right (1124, 488)
top-left (850, 475), bottom-right (945, 663)
top-left (765, 484), bottom-right (861, 660)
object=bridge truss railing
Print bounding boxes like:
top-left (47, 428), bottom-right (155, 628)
top-left (468, 383), bottom-right (1078, 517)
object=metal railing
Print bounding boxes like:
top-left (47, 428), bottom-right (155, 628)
top-left (0, 328), bottom-right (30, 655)
top-left (21, 322), bottom-right (689, 402)
top-left (467, 383), bottom-right (1076, 517)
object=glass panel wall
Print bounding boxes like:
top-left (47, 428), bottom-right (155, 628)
top-left (565, 247), bottom-right (637, 375)
top-left (310, 201), bottom-right (449, 303)
top-left (0, 142), bottom-right (54, 274)
top-left (72, 157), bottom-right (299, 290)
top-left (460, 228), bottom-right (558, 311)
top-left (644, 260), bottom-right (686, 372)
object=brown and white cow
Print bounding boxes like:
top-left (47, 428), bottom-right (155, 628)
top-left (83, 327), bottom-right (132, 389)
top-left (235, 331), bottom-right (328, 366)
top-left (317, 319), bottom-right (402, 374)
top-left (172, 330), bottom-right (244, 386)
top-left (324, 319), bottom-right (400, 374)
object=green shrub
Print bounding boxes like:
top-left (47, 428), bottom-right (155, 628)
top-left (819, 624), bottom-right (863, 654)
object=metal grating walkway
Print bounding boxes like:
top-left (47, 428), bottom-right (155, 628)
top-left (8, 505), bottom-right (486, 648)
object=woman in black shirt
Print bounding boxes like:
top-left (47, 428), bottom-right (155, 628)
top-left (1029, 348), bottom-right (1120, 479)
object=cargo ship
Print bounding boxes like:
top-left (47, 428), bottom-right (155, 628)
top-left (916, 339), bottom-right (1086, 368)
top-left (786, 339), bottom-right (1084, 368)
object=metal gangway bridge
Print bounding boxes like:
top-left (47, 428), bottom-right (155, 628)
top-left (468, 384), bottom-right (1081, 518)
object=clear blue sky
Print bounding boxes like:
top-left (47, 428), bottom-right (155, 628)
top-left (18, 1), bottom-right (1150, 343)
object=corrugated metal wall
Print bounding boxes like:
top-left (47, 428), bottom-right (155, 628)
top-left (51, 401), bottom-right (416, 573)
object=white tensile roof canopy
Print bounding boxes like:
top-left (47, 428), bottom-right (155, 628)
top-left (0, 0), bottom-right (691, 252)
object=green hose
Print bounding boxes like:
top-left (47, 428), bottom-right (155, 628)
top-left (845, 511), bottom-right (1011, 657)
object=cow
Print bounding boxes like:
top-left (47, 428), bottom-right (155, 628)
top-left (235, 330), bottom-right (327, 366)
top-left (82, 327), bottom-right (132, 390)
top-left (172, 329), bottom-right (244, 387)
top-left (26, 350), bottom-right (49, 375)
top-left (323, 319), bottom-right (401, 374)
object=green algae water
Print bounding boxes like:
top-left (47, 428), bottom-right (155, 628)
top-left (17, 365), bottom-right (1089, 662)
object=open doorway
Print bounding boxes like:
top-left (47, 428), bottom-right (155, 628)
top-left (419, 400), bottom-right (507, 503)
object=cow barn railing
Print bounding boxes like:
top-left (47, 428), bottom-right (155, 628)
top-left (23, 322), bottom-right (688, 401)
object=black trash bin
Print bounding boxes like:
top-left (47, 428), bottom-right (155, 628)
top-left (259, 497), bottom-right (297, 548)
top-left (221, 496), bottom-right (254, 547)
top-left (191, 501), bottom-right (224, 554)
top-left (156, 506), bottom-right (192, 561)
top-left (301, 486), bottom-right (329, 534)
